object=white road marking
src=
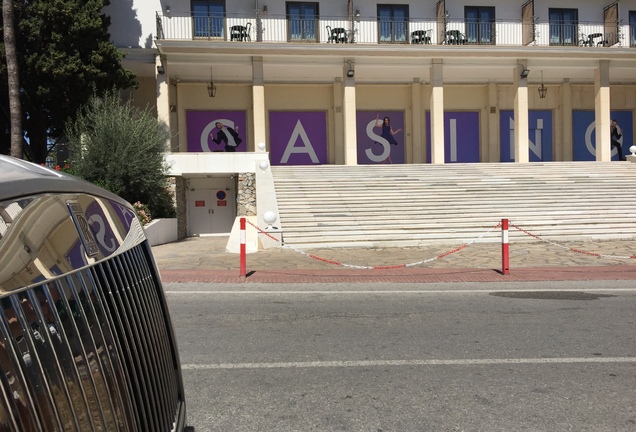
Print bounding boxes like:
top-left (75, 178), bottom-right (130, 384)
top-left (166, 288), bottom-right (636, 295)
top-left (182, 357), bottom-right (636, 370)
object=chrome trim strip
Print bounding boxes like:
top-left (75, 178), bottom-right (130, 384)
top-left (84, 267), bottom-right (138, 431)
top-left (66, 273), bottom-right (117, 429)
top-left (0, 299), bottom-right (42, 430)
top-left (113, 253), bottom-right (164, 431)
top-left (118, 253), bottom-right (168, 428)
top-left (52, 277), bottom-right (99, 430)
top-left (129, 248), bottom-right (179, 409)
top-left (100, 259), bottom-right (152, 430)
top-left (24, 286), bottom-right (81, 430)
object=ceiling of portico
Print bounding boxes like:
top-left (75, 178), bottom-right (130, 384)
top-left (152, 41), bottom-right (636, 86)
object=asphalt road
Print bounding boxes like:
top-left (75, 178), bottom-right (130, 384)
top-left (165, 280), bottom-right (636, 432)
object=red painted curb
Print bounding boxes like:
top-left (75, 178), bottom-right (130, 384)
top-left (160, 265), bottom-right (636, 284)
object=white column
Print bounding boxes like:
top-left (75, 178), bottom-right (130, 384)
top-left (156, 55), bottom-right (171, 151)
top-left (430, 60), bottom-right (444, 164)
top-left (595, 60), bottom-right (611, 162)
top-left (343, 60), bottom-right (357, 165)
top-left (487, 82), bottom-right (498, 162)
top-left (252, 57), bottom-right (267, 152)
top-left (333, 78), bottom-right (344, 165)
top-left (513, 62), bottom-right (529, 163)
top-left (411, 78), bottom-right (423, 163)
top-left (561, 79), bottom-right (572, 161)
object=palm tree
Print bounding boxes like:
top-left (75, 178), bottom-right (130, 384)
top-left (3, 0), bottom-right (23, 159)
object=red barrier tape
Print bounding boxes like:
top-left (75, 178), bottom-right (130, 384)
top-left (436, 244), bottom-right (467, 259)
top-left (307, 254), bottom-right (343, 266)
top-left (246, 219), bottom-right (281, 242)
top-left (510, 222), bottom-right (636, 260)
top-left (243, 220), bottom-right (502, 269)
top-left (569, 249), bottom-right (601, 257)
top-left (372, 264), bottom-right (408, 270)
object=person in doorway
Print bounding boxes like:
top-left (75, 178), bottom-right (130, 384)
top-left (611, 119), bottom-right (626, 161)
top-left (374, 114), bottom-right (403, 164)
top-left (211, 122), bottom-right (242, 152)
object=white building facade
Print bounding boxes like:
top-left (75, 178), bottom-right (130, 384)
top-left (106, 0), bottom-right (636, 236)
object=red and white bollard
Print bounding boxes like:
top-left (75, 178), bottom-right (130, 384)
top-left (240, 217), bottom-right (246, 279)
top-left (501, 218), bottom-right (510, 275)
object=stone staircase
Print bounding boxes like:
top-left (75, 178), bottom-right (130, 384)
top-left (271, 162), bottom-right (636, 248)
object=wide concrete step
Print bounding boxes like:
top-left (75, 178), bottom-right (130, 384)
top-left (271, 162), bottom-right (636, 248)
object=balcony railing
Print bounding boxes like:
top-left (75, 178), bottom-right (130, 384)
top-left (156, 12), bottom-right (629, 48)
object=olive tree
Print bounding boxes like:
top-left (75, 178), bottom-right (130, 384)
top-left (66, 92), bottom-right (175, 218)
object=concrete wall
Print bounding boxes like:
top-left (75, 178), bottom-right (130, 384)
top-left (166, 153), bottom-right (269, 175)
top-left (130, 75), bottom-right (159, 115)
top-left (144, 218), bottom-right (178, 246)
top-left (105, 0), bottom-right (161, 48)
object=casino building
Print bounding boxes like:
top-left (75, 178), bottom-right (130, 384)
top-left (106, 0), bottom-right (636, 237)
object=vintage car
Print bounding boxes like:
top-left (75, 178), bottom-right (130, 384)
top-left (0, 155), bottom-right (193, 431)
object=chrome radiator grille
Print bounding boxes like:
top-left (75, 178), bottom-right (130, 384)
top-left (0, 244), bottom-right (183, 431)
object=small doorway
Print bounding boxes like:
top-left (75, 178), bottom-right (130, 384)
top-left (187, 176), bottom-right (236, 235)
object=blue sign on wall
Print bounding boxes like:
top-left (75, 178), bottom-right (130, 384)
top-left (573, 111), bottom-right (633, 161)
top-left (500, 110), bottom-right (553, 162)
top-left (425, 111), bottom-right (480, 163)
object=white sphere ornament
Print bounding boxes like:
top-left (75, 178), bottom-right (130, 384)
top-left (259, 160), bottom-right (270, 171)
top-left (263, 211), bottom-right (277, 230)
top-left (630, 145), bottom-right (636, 156)
top-left (258, 142), bottom-right (266, 151)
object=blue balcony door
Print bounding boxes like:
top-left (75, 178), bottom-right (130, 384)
top-left (192, 0), bottom-right (225, 39)
top-left (378, 5), bottom-right (409, 43)
top-left (288, 3), bottom-right (318, 42)
top-left (465, 7), bottom-right (495, 45)
top-left (549, 8), bottom-right (578, 46)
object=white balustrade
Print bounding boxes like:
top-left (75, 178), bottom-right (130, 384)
top-left (156, 13), bottom-right (632, 49)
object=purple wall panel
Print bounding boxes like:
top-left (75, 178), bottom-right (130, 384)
top-left (186, 111), bottom-right (247, 152)
top-left (269, 111), bottom-right (328, 165)
top-left (356, 111), bottom-right (405, 164)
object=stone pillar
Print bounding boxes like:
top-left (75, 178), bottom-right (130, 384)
top-left (175, 176), bottom-right (187, 240)
top-left (430, 59), bottom-right (445, 164)
top-left (237, 173), bottom-right (257, 216)
top-left (595, 60), bottom-right (611, 162)
top-left (343, 59), bottom-right (357, 165)
top-left (253, 57), bottom-right (267, 151)
top-left (513, 62), bottom-right (529, 163)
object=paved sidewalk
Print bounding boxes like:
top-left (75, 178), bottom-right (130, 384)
top-left (151, 236), bottom-right (636, 284)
